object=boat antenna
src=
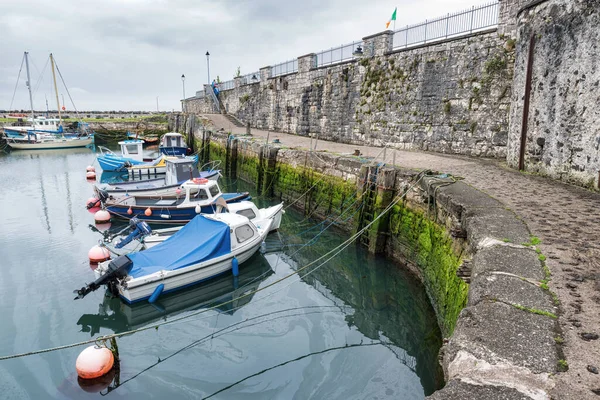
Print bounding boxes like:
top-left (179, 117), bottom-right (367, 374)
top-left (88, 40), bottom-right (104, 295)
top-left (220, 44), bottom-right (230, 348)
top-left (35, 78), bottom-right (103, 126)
top-left (24, 52), bottom-right (35, 125)
top-left (49, 53), bottom-right (62, 128)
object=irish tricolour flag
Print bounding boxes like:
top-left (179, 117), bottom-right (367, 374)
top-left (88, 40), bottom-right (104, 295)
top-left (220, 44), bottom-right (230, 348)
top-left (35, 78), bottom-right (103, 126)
top-left (386, 7), bottom-right (397, 29)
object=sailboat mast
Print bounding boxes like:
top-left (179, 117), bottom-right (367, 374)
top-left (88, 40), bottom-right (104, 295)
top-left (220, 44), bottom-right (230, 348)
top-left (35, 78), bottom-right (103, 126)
top-left (50, 53), bottom-right (62, 126)
top-left (24, 52), bottom-right (35, 125)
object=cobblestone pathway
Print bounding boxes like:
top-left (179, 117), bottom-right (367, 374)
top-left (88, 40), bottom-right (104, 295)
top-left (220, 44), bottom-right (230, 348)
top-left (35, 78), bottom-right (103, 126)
top-left (203, 114), bottom-right (600, 399)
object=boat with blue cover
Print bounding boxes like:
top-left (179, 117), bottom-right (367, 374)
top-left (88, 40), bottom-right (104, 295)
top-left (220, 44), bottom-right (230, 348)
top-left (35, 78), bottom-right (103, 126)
top-left (159, 132), bottom-right (188, 156)
top-left (74, 212), bottom-right (272, 303)
top-left (99, 178), bottom-right (251, 223)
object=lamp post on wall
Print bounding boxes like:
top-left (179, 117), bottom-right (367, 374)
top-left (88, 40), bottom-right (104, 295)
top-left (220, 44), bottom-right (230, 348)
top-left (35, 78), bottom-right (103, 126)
top-left (205, 51), bottom-right (210, 85)
top-left (181, 74), bottom-right (186, 112)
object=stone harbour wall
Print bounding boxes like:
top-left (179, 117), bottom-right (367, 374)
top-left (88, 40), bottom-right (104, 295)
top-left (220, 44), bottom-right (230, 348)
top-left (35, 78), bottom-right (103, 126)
top-left (507, 0), bottom-right (600, 188)
top-left (176, 121), bottom-right (561, 399)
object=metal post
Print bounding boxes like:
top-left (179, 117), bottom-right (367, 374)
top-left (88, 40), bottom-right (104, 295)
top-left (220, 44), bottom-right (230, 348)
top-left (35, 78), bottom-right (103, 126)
top-left (205, 51), bottom-right (210, 84)
top-left (24, 52), bottom-right (35, 124)
top-left (181, 74), bottom-right (186, 112)
top-left (519, 34), bottom-right (536, 171)
top-left (405, 26), bottom-right (409, 48)
top-left (424, 20), bottom-right (428, 43)
top-left (445, 13), bottom-right (450, 38)
top-left (156, 96), bottom-right (159, 112)
top-left (470, 6), bottom-right (475, 33)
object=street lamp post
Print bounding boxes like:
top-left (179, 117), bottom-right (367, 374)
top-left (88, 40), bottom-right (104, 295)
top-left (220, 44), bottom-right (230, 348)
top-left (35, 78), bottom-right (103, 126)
top-left (205, 51), bottom-right (210, 85)
top-left (181, 74), bottom-right (186, 113)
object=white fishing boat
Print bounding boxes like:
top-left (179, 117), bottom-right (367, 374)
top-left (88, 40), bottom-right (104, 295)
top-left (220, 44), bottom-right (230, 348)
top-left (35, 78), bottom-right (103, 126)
top-left (139, 201), bottom-right (283, 248)
top-left (75, 213), bottom-right (273, 303)
top-left (7, 133), bottom-right (93, 150)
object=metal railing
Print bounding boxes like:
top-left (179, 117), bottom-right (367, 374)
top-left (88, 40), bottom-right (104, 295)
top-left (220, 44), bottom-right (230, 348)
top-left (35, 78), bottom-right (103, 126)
top-left (209, 1), bottom-right (499, 93)
top-left (271, 59), bottom-right (298, 78)
top-left (316, 40), bottom-right (362, 67)
top-left (392, 1), bottom-right (498, 49)
top-left (219, 80), bottom-right (234, 91)
top-left (242, 72), bottom-right (260, 84)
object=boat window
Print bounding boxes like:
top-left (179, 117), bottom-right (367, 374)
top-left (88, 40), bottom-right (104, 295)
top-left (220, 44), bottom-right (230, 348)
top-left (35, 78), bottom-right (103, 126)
top-left (235, 224), bottom-right (254, 243)
top-left (192, 189), bottom-right (209, 200)
top-left (236, 209), bottom-right (256, 220)
top-left (126, 144), bottom-right (139, 154)
top-left (209, 185), bottom-right (220, 197)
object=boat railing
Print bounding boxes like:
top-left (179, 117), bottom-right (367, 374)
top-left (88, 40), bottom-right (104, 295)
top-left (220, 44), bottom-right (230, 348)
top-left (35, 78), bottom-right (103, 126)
top-left (201, 159), bottom-right (222, 172)
top-left (97, 146), bottom-right (116, 156)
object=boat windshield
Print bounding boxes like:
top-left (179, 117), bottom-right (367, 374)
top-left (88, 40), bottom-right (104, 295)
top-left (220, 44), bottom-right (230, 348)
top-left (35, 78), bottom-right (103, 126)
top-left (209, 185), bottom-right (220, 197)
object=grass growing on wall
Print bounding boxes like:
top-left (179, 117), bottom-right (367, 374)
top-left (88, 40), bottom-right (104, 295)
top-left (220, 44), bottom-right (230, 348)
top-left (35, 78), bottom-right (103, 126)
top-left (388, 203), bottom-right (468, 337)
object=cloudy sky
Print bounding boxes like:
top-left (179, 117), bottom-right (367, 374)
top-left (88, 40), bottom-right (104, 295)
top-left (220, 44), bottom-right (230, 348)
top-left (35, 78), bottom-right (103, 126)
top-left (0, 0), bottom-right (493, 112)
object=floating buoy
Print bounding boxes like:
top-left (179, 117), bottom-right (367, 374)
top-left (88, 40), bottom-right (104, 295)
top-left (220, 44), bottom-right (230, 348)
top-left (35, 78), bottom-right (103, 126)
top-left (76, 346), bottom-right (114, 380)
top-left (87, 206), bottom-right (101, 214)
top-left (86, 197), bottom-right (100, 209)
top-left (86, 171), bottom-right (96, 180)
top-left (144, 207), bottom-right (152, 216)
top-left (195, 204), bottom-right (201, 214)
top-left (86, 165), bottom-right (96, 172)
top-left (127, 207), bottom-right (133, 215)
top-left (88, 245), bottom-right (111, 263)
top-left (175, 188), bottom-right (182, 196)
top-left (94, 209), bottom-right (111, 224)
top-left (148, 283), bottom-right (165, 304)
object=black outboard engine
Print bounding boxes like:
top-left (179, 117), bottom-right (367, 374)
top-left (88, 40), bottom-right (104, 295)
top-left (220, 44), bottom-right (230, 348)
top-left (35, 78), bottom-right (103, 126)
top-left (74, 255), bottom-right (133, 299)
top-left (87, 189), bottom-right (109, 209)
top-left (115, 218), bottom-right (152, 248)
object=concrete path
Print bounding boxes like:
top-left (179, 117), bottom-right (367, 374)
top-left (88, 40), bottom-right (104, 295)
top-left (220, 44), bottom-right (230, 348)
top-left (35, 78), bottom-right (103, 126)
top-left (202, 113), bottom-right (600, 399)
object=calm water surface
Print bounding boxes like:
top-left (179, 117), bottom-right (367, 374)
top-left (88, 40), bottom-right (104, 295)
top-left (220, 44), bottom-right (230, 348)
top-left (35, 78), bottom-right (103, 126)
top-left (0, 146), bottom-right (443, 399)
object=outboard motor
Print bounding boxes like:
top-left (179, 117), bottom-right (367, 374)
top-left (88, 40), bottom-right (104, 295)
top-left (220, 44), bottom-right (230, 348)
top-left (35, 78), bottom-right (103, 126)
top-left (74, 255), bottom-right (133, 299)
top-left (115, 218), bottom-right (152, 248)
top-left (87, 189), bottom-right (109, 209)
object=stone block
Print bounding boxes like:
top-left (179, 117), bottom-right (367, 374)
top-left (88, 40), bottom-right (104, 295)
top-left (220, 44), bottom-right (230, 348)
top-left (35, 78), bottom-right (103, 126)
top-left (471, 245), bottom-right (545, 281)
top-left (428, 379), bottom-right (533, 400)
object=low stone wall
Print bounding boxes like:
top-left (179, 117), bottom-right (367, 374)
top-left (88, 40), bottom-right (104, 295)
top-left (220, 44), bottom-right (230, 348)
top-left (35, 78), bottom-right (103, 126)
top-left (190, 124), bottom-right (561, 398)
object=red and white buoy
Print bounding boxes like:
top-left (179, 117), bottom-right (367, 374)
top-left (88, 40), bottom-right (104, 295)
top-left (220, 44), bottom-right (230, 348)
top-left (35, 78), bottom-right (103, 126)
top-left (86, 197), bottom-right (100, 209)
top-left (86, 165), bottom-right (96, 172)
top-left (144, 207), bottom-right (152, 216)
top-left (94, 209), bottom-right (111, 224)
top-left (86, 171), bottom-right (96, 180)
top-left (88, 245), bottom-right (111, 263)
top-left (75, 346), bottom-right (114, 380)
top-left (127, 207), bottom-right (133, 215)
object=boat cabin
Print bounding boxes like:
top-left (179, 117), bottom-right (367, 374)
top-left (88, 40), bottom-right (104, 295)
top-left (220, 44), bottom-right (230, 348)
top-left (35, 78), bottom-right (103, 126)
top-left (117, 139), bottom-right (145, 162)
top-left (161, 132), bottom-right (184, 148)
top-left (31, 117), bottom-right (61, 131)
top-left (209, 213), bottom-right (260, 251)
top-left (165, 158), bottom-right (200, 185)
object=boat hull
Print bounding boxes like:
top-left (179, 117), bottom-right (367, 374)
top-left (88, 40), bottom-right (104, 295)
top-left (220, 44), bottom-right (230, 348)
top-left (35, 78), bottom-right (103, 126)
top-left (105, 192), bottom-right (251, 223)
top-left (7, 137), bottom-right (93, 150)
top-left (160, 146), bottom-right (188, 156)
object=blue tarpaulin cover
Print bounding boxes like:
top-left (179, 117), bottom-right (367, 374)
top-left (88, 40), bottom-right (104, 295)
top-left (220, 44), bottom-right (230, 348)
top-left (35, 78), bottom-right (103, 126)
top-left (128, 215), bottom-right (231, 278)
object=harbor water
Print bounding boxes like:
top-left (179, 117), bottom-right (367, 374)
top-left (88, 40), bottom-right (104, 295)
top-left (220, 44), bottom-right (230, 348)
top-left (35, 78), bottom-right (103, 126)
top-left (0, 146), bottom-right (443, 399)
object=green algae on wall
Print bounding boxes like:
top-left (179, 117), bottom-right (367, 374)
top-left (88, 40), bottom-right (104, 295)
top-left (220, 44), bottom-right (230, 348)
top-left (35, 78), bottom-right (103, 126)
top-left (388, 203), bottom-right (468, 337)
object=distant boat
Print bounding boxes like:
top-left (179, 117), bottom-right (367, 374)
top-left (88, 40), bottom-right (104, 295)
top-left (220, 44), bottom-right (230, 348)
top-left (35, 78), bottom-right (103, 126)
top-left (3, 52), bottom-right (94, 143)
top-left (159, 132), bottom-right (188, 156)
top-left (127, 131), bottom-right (159, 144)
top-left (6, 133), bottom-right (93, 150)
top-left (74, 212), bottom-right (273, 303)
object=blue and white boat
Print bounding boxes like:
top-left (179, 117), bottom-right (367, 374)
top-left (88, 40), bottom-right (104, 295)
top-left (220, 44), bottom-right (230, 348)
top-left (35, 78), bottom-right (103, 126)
top-left (100, 178), bottom-right (251, 223)
top-left (94, 158), bottom-right (221, 199)
top-left (96, 140), bottom-right (148, 172)
top-left (159, 132), bottom-right (188, 156)
top-left (75, 212), bottom-right (273, 303)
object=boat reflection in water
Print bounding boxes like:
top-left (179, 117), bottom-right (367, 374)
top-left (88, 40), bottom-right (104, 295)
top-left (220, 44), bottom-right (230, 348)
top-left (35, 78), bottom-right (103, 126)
top-left (76, 253), bottom-right (274, 335)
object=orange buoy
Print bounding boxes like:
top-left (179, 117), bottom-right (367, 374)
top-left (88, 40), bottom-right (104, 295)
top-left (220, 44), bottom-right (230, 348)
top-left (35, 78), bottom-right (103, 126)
top-left (86, 171), bottom-right (96, 180)
top-left (76, 346), bottom-right (114, 380)
top-left (86, 165), bottom-right (96, 172)
top-left (175, 188), bottom-right (182, 196)
top-left (86, 197), bottom-right (100, 209)
top-left (88, 245), bottom-right (111, 263)
top-left (127, 207), bottom-right (133, 215)
top-left (144, 207), bottom-right (152, 216)
top-left (94, 209), bottom-right (111, 224)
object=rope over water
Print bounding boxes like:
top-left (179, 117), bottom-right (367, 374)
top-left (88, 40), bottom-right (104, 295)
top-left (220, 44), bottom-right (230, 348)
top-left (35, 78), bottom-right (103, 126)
top-left (0, 162), bottom-right (438, 362)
